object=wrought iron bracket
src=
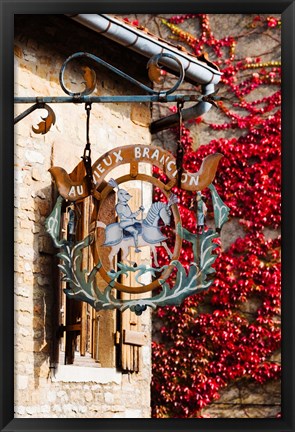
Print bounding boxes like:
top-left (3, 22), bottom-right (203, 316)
top-left (14, 52), bottom-right (211, 131)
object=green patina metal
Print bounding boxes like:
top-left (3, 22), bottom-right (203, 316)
top-left (208, 183), bottom-right (230, 231)
top-left (45, 183), bottom-right (230, 315)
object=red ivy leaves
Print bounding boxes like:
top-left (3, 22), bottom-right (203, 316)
top-left (152, 13), bottom-right (281, 418)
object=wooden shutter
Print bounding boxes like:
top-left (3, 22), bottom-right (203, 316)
top-left (120, 293), bottom-right (147, 372)
top-left (119, 187), bottom-right (148, 372)
top-left (90, 187), bottom-right (117, 368)
top-left (58, 204), bottom-right (83, 364)
top-left (57, 170), bottom-right (148, 370)
top-left (57, 162), bottom-right (114, 366)
top-left (60, 196), bottom-right (97, 364)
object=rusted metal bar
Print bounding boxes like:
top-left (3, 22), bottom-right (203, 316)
top-left (14, 94), bottom-right (203, 124)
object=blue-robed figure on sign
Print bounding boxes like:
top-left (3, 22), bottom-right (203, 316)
top-left (109, 179), bottom-right (144, 253)
top-left (96, 178), bottom-right (177, 266)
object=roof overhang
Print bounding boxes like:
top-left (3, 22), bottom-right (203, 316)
top-left (68, 14), bottom-right (222, 87)
top-left (67, 14), bottom-right (222, 132)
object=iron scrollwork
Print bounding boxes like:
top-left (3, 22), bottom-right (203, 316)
top-left (59, 51), bottom-right (185, 98)
top-left (15, 52), bottom-right (186, 133)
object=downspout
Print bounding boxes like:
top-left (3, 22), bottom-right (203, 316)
top-left (150, 83), bottom-right (215, 134)
top-left (67, 14), bottom-right (222, 133)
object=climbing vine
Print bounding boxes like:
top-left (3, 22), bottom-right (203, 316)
top-left (148, 14), bottom-right (281, 418)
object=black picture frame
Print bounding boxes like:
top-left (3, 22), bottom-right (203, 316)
top-left (1, 1), bottom-right (294, 431)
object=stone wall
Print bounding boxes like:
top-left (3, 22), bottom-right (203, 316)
top-left (14, 15), bottom-right (152, 418)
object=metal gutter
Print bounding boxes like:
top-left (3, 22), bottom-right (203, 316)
top-left (68, 14), bottom-right (222, 133)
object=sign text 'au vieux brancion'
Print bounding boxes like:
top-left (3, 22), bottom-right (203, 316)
top-left (49, 145), bottom-right (223, 201)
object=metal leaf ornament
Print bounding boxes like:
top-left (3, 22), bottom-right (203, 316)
top-left (32, 104), bottom-right (56, 134)
top-left (81, 65), bottom-right (97, 95)
top-left (208, 183), bottom-right (230, 231)
top-left (45, 196), bottom-right (223, 315)
top-left (147, 57), bottom-right (164, 84)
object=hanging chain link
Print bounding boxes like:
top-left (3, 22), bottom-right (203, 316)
top-left (82, 102), bottom-right (94, 195)
top-left (176, 101), bottom-right (184, 188)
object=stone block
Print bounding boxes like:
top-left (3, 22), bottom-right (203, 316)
top-left (78, 405), bottom-right (88, 414)
top-left (36, 64), bottom-right (49, 80)
top-left (69, 390), bottom-right (81, 403)
top-left (40, 404), bottom-right (51, 414)
top-left (15, 405), bottom-right (26, 416)
top-left (270, 351), bottom-right (281, 363)
top-left (125, 408), bottom-right (142, 418)
top-left (14, 169), bottom-right (25, 184)
top-left (25, 150), bottom-right (45, 165)
top-left (240, 381), bottom-right (281, 406)
top-left (16, 375), bottom-right (29, 390)
top-left (52, 404), bottom-right (62, 413)
top-left (24, 262), bottom-right (32, 272)
top-left (104, 392), bottom-right (114, 404)
top-left (18, 324), bottom-right (31, 338)
top-left (14, 285), bottom-right (30, 298)
top-left (218, 384), bottom-right (241, 404)
top-left (62, 403), bottom-right (76, 414)
top-left (202, 402), bottom-right (281, 419)
top-left (17, 312), bottom-right (32, 327)
top-left (38, 235), bottom-right (55, 255)
top-left (32, 224), bottom-right (41, 234)
top-left (37, 275), bottom-right (51, 286)
top-left (15, 244), bottom-right (35, 260)
top-left (20, 196), bottom-right (35, 211)
top-left (85, 392), bottom-right (93, 403)
top-left (57, 390), bottom-right (69, 402)
top-left (25, 405), bottom-right (38, 416)
top-left (31, 168), bottom-right (41, 181)
top-left (32, 190), bottom-right (47, 200)
top-left (88, 404), bottom-right (104, 416)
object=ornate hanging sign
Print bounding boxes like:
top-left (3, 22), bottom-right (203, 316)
top-left (46, 145), bottom-right (229, 315)
top-left (15, 48), bottom-right (228, 315)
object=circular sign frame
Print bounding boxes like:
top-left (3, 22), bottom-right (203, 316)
top-left (94, 173), bottom-right (182, 294)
